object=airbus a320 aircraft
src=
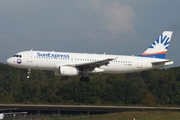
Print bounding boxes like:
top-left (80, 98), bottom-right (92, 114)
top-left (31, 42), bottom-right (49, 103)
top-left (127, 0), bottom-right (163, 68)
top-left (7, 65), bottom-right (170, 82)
top-left (7, 31), bottom-right (174, 82)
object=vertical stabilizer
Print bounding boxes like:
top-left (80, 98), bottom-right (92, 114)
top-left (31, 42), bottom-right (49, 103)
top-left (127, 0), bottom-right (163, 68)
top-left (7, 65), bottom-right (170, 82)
top-left (140, 31), bottom-right (173, 59)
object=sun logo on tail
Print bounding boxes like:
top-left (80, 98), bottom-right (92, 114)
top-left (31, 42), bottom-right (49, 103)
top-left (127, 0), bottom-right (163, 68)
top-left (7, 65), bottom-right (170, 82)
top-left (149, 34), bottom-right (170, 50)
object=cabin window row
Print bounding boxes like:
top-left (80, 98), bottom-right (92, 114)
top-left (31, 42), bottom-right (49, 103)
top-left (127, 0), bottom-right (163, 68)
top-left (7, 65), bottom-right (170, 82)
top-left (35, 56), bottom-right (132, 63)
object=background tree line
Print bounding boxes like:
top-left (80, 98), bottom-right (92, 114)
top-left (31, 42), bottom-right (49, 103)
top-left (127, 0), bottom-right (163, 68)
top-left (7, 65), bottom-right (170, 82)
top-left (0, 63), bottom-right (180, 106)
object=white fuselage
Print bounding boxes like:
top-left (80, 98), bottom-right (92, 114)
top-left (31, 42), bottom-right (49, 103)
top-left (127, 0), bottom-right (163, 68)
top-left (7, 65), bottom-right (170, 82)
top-left (6, 50), bottom-right (173, 74)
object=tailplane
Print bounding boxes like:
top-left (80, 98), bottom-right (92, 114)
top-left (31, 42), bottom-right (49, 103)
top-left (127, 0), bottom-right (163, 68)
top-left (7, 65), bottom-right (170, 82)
top-left (140, 31), bottom-right (173, 59)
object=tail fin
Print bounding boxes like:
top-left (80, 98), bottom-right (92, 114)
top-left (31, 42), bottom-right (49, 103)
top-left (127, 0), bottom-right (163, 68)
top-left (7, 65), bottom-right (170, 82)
top-left (140, 31), bottom-right (173, 59)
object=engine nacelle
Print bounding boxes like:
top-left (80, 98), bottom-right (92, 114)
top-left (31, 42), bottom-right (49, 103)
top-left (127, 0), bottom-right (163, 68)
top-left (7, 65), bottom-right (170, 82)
top-left (54, 66), bottom-right (79, 76)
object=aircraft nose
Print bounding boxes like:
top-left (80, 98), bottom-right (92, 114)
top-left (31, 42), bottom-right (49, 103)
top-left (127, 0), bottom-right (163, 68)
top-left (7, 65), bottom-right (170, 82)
top-left (6, 58), bottom-right (14, 65)
top-left (6, 58), bottom-right (11, 65)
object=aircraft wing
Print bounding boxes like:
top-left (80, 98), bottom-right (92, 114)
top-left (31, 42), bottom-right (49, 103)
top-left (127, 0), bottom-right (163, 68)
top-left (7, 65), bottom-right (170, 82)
top-left (66, 57), bottom-right (116, 70)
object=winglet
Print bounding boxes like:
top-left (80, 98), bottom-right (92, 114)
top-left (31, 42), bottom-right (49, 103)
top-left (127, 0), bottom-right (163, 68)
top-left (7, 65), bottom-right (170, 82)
top-left (140, 31), bottom-right (173, 59)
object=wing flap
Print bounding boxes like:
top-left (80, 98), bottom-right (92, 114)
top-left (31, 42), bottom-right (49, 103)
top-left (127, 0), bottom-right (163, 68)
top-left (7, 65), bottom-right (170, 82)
top-left (65, 57), bottom-right (116, 69)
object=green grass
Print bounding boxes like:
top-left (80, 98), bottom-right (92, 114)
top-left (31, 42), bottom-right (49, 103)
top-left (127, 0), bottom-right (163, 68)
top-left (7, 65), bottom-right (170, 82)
top-left (45, 111), bottom-right (180, 120)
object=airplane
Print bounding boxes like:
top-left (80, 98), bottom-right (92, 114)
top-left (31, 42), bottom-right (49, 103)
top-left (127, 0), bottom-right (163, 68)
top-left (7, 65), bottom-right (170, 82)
top-left (6, 31), bottom-right (174, 82)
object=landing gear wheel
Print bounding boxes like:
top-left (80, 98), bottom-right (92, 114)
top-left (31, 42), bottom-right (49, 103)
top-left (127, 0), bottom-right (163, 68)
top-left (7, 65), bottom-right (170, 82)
top-left (80, 77), bottom-right (90, 82)
top-left (85, 77), bottom-right (90, 82)
top-left (80, 77), bottom-right (85, 82)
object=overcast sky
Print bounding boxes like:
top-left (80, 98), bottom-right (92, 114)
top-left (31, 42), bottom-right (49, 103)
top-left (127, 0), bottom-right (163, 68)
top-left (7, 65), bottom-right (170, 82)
top-left (1, 0), bottom-right (180, 66)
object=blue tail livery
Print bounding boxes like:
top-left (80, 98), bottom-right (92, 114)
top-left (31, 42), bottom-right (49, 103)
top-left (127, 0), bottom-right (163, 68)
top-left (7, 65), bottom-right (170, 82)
top-left (140, 31), bottom-right (173, 59)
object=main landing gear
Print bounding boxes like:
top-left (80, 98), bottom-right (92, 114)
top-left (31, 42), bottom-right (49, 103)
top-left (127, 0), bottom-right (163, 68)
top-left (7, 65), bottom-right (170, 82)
top-left (80, 69), bottom-right (90, 82)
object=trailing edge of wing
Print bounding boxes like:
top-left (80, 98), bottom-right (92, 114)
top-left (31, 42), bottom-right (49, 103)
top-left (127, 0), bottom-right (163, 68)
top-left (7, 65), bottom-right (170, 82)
top-left (66, 57), bottom-right (116, 68)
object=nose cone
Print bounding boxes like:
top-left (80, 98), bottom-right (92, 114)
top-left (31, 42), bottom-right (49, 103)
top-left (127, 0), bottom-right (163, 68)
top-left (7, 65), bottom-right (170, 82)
top-left (6, 58), bottom-right (11, 65)
top-left (6, 58), bottom-right (14, 66)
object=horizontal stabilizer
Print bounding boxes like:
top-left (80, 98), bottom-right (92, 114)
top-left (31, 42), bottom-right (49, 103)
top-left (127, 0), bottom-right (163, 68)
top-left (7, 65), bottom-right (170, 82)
top-left (151, 60), bottom-right (174, 66)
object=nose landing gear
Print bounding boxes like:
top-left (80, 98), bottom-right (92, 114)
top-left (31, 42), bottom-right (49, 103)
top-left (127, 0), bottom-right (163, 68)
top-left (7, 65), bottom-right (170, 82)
top-left (27, 69), bottom-right (31, 79)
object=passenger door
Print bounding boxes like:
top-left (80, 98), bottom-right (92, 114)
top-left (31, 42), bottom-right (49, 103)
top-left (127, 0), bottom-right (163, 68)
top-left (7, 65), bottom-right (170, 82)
top-left (27, 52), bottom-right (33, 62)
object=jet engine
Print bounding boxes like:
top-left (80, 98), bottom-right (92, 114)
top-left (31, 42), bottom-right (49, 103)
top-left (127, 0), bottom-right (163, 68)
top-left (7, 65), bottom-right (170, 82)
top-left (54, 66), bottom-right (79, 76)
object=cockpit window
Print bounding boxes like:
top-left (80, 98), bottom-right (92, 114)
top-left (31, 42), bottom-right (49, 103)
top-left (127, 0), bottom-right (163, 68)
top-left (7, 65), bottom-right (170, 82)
top-left (13, 55), bottom-right (22, 58)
